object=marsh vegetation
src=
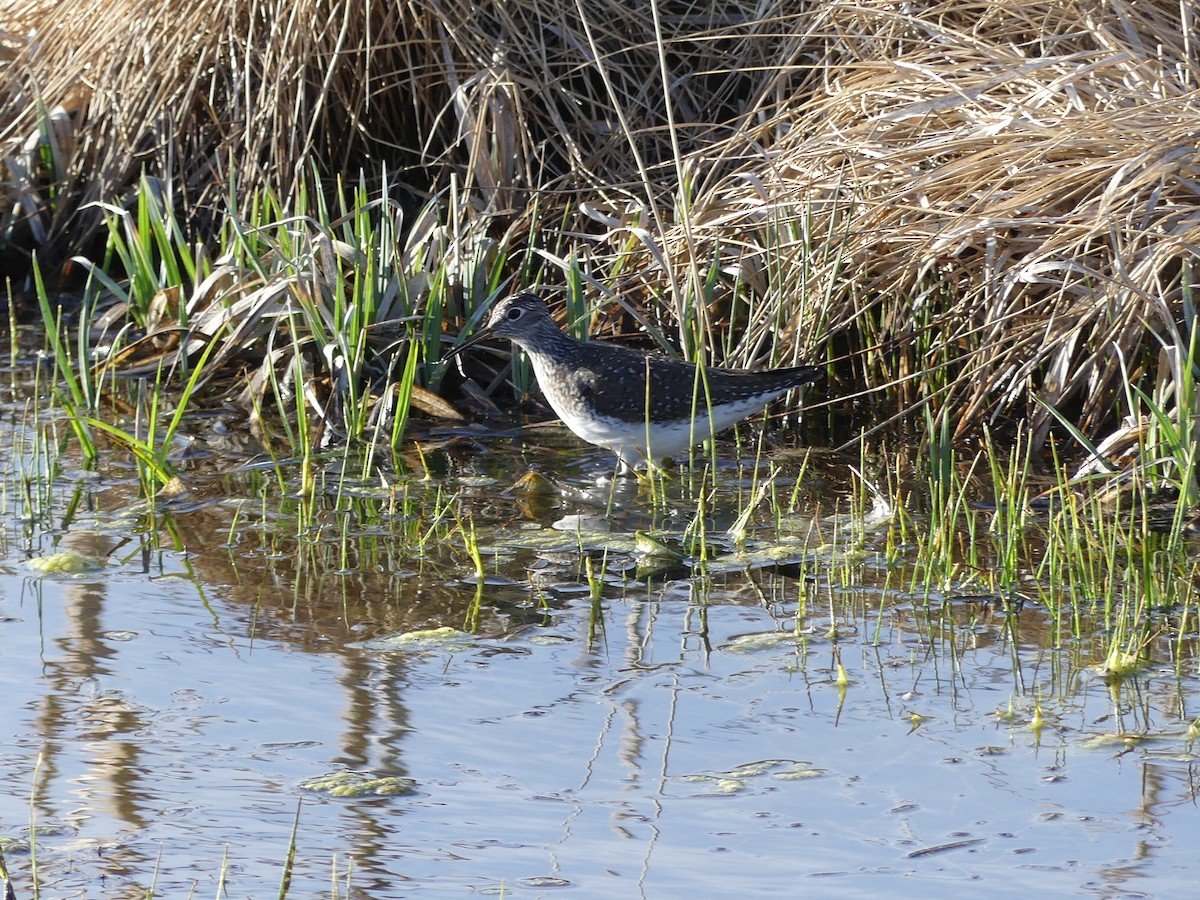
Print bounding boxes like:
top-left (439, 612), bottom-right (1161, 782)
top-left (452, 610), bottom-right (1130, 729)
top-left (2, 1), bottom-right (1200, 896)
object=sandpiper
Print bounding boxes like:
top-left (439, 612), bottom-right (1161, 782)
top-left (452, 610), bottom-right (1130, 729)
top-left (446, 292), bottom-right (821, 473)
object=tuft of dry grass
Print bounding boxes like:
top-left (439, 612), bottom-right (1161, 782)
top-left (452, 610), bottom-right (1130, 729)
top-left (0, 0), bottom-right (806, 266)
top-left (627, 0), bottom-right (1200, 442)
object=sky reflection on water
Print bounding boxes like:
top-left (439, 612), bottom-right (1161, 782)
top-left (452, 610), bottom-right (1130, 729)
top-left (1, 413), bottom-right (1198, 898)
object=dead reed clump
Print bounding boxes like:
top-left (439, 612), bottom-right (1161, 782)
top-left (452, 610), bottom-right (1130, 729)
top-left (0, 0), bottom-right (826, 267)
top-left (632, 0), bottom-right (1200, 448)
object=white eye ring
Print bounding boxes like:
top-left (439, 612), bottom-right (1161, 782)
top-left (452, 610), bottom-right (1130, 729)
top-left (506, 308), bottom-right (523, 321)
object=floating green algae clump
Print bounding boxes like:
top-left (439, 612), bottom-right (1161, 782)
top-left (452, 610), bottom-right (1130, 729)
top-left (28, 551), bottom-right (104, 576)
top-left (299, 771), bottom-right (418, 798)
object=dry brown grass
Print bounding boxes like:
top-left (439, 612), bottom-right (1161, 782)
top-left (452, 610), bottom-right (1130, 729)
top-left (639, 0), bottom-right (1200, 442)
top-left (3, 0), bottom-right (1199, 445)
top-left (1, 0), bottom-right (798, 261)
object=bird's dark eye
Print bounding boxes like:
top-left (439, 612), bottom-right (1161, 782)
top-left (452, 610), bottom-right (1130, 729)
top-left (506, 307), bottom-right (523, 321)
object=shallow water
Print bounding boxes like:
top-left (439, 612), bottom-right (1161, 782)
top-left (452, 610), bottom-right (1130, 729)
top-left (2, 375), bottom-right (1199, 898)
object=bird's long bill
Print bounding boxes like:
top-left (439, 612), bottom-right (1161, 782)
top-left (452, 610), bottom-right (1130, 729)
top-left (440, 326), bottom-right (495, 364)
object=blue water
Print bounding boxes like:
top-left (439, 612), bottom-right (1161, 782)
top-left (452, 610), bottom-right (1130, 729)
top-left (1, 417), bottom-right (1198, 898)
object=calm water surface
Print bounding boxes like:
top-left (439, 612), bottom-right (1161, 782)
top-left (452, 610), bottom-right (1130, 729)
top-left (1, 374), bottom-right (1198, 898)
